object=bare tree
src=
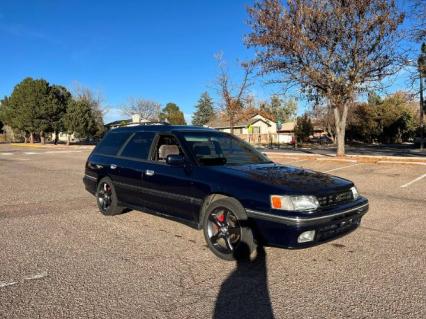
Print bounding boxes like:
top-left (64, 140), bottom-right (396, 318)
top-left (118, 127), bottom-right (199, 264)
top-left (247, 0), bottom-right (405, 156)
top-left (121, 98), bottom-right (161, 121)
top-left (410, 0), bottom-right (426, 41)
top-left (215, 52), bottom-right (254, 134)
top-left (71, 83), bottom-right (106, 139)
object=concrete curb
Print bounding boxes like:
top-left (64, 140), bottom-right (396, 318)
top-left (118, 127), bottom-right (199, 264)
top-left (264, 152), bottom-right (426, 165)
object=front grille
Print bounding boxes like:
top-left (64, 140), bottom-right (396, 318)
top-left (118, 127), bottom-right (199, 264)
top-left (316, 216), bottom-right (361, 241)
top-left (318, 190), bottom-right (353, 207)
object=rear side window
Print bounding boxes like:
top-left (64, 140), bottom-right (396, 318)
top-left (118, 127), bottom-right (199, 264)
top-left (120, 132), bottom-right (155, 160)
top-left (94, 132), bottom-right (131, 156)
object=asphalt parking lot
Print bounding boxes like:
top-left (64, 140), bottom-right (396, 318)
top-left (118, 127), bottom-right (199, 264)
top-left (0, 144), bottom-right (425, 319)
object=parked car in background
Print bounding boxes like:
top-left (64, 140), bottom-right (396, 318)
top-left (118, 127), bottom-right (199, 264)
top-left (83, 125), bottom-right (368, 260)
top-left (310, 135), bottom-right (333, 145)
top-left (414, 135), bottom-right (425, 147)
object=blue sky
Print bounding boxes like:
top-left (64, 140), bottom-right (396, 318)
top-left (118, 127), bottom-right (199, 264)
top-left (0, 0), bottom-right (421, 124)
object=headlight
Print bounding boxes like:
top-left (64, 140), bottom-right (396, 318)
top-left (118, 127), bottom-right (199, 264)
top-left (270, 195), bottom-right (319, 212)
top-left (350, 186), bottom-right (359, 200)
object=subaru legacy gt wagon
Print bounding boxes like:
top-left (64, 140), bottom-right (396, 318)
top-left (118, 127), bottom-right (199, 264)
top-left (83, 124), bottom-right (369, 260)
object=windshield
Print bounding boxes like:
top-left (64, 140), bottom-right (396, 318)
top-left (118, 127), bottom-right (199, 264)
top-left (181, 131), bottom-right (272, 166)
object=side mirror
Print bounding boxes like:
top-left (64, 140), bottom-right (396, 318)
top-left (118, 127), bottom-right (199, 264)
top-left (166, 154), bottom-right (185, 166)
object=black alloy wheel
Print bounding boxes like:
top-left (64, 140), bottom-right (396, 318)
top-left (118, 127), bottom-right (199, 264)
top-left (96, 177), bottom-right (125, 216)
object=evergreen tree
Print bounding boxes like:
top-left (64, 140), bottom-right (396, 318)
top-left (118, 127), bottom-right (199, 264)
top-left (45, 85), bottom-right (72, 144)
top-left (294, 114), bottom-right (314, 143)
top-left (6, 77), bottom-right (50, 143)
top-left (63, 99), bottom-right (97, 145)
top-left (192, 92), bottom-right (214, 126)
top-left (160, 103), bottom-right (186, 125)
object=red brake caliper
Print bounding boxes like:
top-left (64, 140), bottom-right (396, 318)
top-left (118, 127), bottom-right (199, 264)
top-left (216, 213), bottom-right (225, 223)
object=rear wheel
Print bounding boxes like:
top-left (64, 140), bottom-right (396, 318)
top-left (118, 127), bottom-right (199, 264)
top-left (96, 177), bottom-right (125, 216)
top-left (202, 197), bottom-right (256, 261)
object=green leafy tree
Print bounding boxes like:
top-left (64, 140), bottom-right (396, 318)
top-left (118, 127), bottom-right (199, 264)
top-left (294, 114), bottom-right (313, 143)
top-left (0, 97), bottom-right (9, 133)
top-left (6, 77), bottom-right (50, 143)
top-left (72, 85), bottom-right (105, 139)
top-left (347, 103), bottom-right (381, 143)
top-left (376, 92), bottom-right (417, 143)
top-left (160, 103), bottom-right (186, 125)
top-left (192, 92), bottom-right (214, 126)
top-left (263, 95), bottom-right (297, 124)
top-left (347, 92), bottom-right (417, 143)
top-left (63, 99), bottom-right (98, 145)
top-left (45, 85), bottom-right (72, 144)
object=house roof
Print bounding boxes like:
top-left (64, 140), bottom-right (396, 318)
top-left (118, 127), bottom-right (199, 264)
top-left (207, 112), bottom-right (274, 129)
top-left (277, 122), bottom-right (296, 132)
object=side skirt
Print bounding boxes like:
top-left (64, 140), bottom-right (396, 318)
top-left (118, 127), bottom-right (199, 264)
top-left (121, 202), bottom-right (200, 229)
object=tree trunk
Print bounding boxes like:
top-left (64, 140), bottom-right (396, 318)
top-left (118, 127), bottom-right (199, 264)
top-left (66, 134), bottom-right (70, 146)
top-left (54, 130), bottom-right (58, 145)
top-left (333, 104), bottom-right (349, 157)
top-left (29, 132), bottom-right (34, 144)
top-left (40, 131), bottom-right (45, 144)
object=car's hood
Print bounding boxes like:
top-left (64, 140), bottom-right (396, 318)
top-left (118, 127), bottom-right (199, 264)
top-left (210, 163), bottom-right (353, 195)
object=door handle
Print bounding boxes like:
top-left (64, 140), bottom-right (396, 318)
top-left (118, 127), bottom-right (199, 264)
top-left (145, 169), bottom-right (155, 176)
top-left (110, 164), bottom-right (118, 170)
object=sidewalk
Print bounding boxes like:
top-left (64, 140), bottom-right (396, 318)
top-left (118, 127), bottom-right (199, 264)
top-left (10, 143), bottom-right (95, 150)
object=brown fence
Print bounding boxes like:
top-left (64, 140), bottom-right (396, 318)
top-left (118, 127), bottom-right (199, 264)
top-left (0, 134), bottom-right (7, 143)
top-left (236, 133), bottom-right (295, 145)
top-left (237, 133), bottom-right (275, 144)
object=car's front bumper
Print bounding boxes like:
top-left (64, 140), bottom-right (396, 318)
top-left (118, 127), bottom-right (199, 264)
top-left (246, 198), bottom-right (369, 248)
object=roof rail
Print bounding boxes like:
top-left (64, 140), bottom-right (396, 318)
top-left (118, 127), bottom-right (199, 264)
top-left (138, 121), bottom-right (170, 126)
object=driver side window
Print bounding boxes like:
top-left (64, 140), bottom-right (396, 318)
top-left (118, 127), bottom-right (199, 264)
top-left (152, 135), bottom-right (183, 163)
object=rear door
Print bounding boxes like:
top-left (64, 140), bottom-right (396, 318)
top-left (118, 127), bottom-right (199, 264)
top-left (113, 131), bottom-right (156, 207)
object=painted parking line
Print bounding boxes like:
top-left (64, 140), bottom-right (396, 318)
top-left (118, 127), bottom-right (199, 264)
top-left (0, 271), bottom-right (48, 289)
top-left (24, 152), bottom-right (40, 155)
top-left (44, 150), bottom-right (82, 154)
top-left (323, 163), bottom-right (361, 173)
top-left (0, 152), bottom-right (14, 156)
top-left (400, 174), bottom-right (426, 188)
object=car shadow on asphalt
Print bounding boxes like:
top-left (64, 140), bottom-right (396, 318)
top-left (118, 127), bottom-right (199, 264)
top-left (213, 244), bottom-right (274, 319)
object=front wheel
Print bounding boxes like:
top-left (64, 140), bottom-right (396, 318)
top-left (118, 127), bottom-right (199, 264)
top-left (202, 197), bottom-right (256, 261)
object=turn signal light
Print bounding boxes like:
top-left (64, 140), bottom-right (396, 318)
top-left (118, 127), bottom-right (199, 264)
top-left (271, 196), bottom-right (282, 209)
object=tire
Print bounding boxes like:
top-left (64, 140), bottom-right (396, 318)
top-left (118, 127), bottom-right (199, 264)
top-left (96, 177), bottom-right (125, 216)
top-left (202, 197), bottom-right (256, 261)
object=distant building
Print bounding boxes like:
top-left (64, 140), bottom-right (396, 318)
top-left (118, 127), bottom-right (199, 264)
top-left (207, 113), bottom-right (296, 145)
top-left (105, 114), bottom-right (153, 130)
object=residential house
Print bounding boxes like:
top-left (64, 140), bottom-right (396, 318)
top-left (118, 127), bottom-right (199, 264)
top-left (207, 112), bottom-right (296, 145)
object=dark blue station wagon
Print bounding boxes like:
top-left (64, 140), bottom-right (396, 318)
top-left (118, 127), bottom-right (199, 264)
top-left (83, 124), bottom-right (369, 260)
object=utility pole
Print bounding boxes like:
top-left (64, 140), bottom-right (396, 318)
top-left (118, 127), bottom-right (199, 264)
top-left (420, 69), bottom-right (424, 150)
top-left (418, 43), bottom-right (425, 151)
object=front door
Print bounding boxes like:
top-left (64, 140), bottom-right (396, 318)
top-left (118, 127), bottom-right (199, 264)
top-left (139, 134), bottom-right (203, 222)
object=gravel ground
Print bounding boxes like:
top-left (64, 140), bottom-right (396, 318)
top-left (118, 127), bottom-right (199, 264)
top-left (0, 144), bottom-right (425, 319)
